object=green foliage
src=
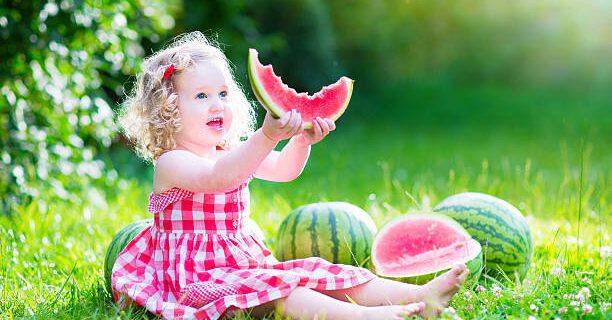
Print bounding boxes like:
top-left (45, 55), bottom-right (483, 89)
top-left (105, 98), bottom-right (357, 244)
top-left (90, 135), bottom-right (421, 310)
top-left (177, 0), bottom-right (340, 93)
top-left (248, 0), bottom-right (341, 92)
top-left (172, 0), bottom-right (612, 122)
top-left (329, 0), bottom-right (612, 90)
top-left (0, 0), bottom-right (176, 212)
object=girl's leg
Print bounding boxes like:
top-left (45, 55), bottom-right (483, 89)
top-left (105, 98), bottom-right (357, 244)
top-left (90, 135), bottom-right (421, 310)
top-left (318, 264), bottom-right (468, 318)
top-left (249, 287), bottom-right (424, 320)
top-left (316, 276), bottom-right (422, 306)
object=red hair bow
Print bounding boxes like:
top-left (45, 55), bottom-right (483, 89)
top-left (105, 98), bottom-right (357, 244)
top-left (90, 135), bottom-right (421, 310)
top-left (163, 64), bottom-right (175, 80)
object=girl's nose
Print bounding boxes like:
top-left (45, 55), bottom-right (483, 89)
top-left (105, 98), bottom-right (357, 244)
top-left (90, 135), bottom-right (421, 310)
top-left (209, 97), bottom-right (225, 112)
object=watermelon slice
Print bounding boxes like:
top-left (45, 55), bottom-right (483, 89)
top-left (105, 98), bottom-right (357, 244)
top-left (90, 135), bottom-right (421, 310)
top-left (248, 48), bottom-right (353, 128)
top-left (372, 213), bottom-right (482, 284)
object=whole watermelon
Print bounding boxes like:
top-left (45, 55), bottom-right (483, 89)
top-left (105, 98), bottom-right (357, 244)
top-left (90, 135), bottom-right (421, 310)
top-left (433, 192), bottom-right (533, 280)
top-left (276, 202), bottom-right (377, 268)
top-left (103, 219), bottom-right (152, 295)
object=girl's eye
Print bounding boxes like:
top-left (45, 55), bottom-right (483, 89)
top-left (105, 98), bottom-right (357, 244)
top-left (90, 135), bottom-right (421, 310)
top-left (196, 92), bottom-right (207, 99)
top-left (219, 91), bottom-right (228, 98)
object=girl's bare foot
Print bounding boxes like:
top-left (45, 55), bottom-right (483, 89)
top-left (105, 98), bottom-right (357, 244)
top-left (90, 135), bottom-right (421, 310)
top-left (363, 302), bottom-right (425, 320)
top-left (418, 264), bottom-right (468, 319)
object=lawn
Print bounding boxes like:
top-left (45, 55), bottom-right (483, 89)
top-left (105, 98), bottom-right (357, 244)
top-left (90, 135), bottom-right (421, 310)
top-left (0, 84), bottom-right (610, 319)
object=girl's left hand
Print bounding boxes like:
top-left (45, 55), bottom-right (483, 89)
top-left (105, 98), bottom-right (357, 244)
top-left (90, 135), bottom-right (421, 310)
top-left (295, 117), bottom-right (336, 145)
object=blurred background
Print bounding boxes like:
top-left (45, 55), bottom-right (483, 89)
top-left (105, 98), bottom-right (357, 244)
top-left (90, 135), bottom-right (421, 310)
top-left (1, 0), bottom-right (611, 214)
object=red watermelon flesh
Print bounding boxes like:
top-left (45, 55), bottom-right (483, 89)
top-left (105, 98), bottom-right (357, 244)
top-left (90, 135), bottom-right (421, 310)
top-left (248, 48), bottom-right (353, 128)
top-left (372, 213), bottom-right (482, 282)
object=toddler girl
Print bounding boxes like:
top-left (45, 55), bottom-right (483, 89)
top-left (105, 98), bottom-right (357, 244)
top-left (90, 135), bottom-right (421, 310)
top-left (113, 31), bottom-right (468, 320)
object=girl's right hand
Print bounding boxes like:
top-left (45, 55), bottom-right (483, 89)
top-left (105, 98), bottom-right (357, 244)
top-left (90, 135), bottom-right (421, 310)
top-left (261, 110), bottom-right (303, 142)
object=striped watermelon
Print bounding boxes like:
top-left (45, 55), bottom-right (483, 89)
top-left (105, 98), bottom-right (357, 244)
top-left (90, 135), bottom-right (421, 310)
top-left (372, 213), bottom-right (483, 285)
top-left (275, 202), bottom-right (377, 267)
top-left (103, 219), bottom-right (152, 295)
top-left (433, 192), bottom-right (533, 280)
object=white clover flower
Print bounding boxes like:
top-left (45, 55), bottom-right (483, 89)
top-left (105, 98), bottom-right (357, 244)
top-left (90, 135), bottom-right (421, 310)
top-left (463, 291), bottom-right (473, 299)
top-left (491, 283), bottom-right (503, 297)
top-left (530, 304), bottom-right (538, 312)
top-left (570, 300), bottom-right (580, 307)
top-left (567, 236), bottom-right (581, 245)
top-left (443, 307), bottom-right (456, 314)
top-left (576, 287), bottom-right (590, 303)
top-left (600, 246), bottom-right (612, 258)
top-left (476, 285), bottom-right (485, 293)
top-left (549, 266), bottom-right (565, 277)
top-left (528, 316), bottom-right (537, 320)
top-left (601, 302), bottom-right (610, 313)
top-left (558, 306), bottom-right (567, 314)
top-left (441, 307), bottom-right (462, 320)
top-left (582, 304), bottom-right (593, 314)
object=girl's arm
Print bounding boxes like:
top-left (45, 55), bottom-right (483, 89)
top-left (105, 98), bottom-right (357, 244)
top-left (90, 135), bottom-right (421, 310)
top-left (154, 111), bottom-right (302, 193)
top-left (254, 138), bottom-right (311, 182)
top-left (255, 117), bottom-right (335, 182)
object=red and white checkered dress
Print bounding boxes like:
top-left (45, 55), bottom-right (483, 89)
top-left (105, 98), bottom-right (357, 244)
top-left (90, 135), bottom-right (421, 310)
top-left (111, 179), bottom-right (375, 319)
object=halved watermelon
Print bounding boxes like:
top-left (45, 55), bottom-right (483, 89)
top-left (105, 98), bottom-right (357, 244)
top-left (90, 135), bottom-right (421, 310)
top-left (248, 48), bottom-right (353, 128)
top-left (372, 213), bottom-right (482, 285)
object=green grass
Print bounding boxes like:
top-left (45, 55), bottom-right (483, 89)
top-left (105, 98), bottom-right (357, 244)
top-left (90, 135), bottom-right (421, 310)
top-left (1, 84), bottom-right (610, 319)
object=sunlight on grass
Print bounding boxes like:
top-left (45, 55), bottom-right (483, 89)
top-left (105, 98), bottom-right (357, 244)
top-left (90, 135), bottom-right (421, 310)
top-left (1, 85), bottom-right (610, 319)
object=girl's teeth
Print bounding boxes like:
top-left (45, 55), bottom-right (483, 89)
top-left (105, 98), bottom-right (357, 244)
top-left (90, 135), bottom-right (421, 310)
top-left (207, 119), bottom-right (223, 128)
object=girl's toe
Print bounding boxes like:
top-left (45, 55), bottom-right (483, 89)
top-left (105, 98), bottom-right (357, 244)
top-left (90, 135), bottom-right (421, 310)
top-left (404, 302), bottom-right (425, 315)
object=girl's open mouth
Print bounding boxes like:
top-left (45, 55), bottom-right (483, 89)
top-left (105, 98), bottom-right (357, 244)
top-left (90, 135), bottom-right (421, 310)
top-left (206, 117), bottom-right (223, 129)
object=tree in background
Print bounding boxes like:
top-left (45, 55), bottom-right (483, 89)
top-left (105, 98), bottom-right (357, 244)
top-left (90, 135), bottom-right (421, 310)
top-left (178, 0), bottom-right (341, 94)
top-left (0, 0), bottom-right (177, 212)
top-left (174, 0), bottom-right (612, 122)
top-left (329, 0), bottom-right (612, 89)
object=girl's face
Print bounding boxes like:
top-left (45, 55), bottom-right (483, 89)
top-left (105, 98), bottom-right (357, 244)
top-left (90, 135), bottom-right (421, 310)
top-left (174, 61), bottom-right (234, 150)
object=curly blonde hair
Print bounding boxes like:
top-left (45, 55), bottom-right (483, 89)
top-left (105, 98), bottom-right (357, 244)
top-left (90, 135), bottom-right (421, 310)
top-left (118, 32), bottom-right (256, 162)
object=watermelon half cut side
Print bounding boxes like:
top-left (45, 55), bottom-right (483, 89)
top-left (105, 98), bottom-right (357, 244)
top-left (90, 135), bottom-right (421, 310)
top-left (248, 48), bottom-right (353, 128)
top-left (372, 213), bottom-right (483, 285)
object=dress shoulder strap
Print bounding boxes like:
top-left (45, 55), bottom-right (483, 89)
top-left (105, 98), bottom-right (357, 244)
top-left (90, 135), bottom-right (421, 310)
top-left (147, 187), bottom-right (195, 213)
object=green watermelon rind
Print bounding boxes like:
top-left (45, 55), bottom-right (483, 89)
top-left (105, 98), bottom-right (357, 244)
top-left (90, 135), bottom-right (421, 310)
top-left (433, 192), bottom-right (534, 280)
top-left (247, 48), bottom-right (354, 129)
top-left (371, 212), bottom-right (483, 284)
top-left (103, 219), bottom-right (152, 295)
top-left (275, 202), bottom-right (377, 268)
